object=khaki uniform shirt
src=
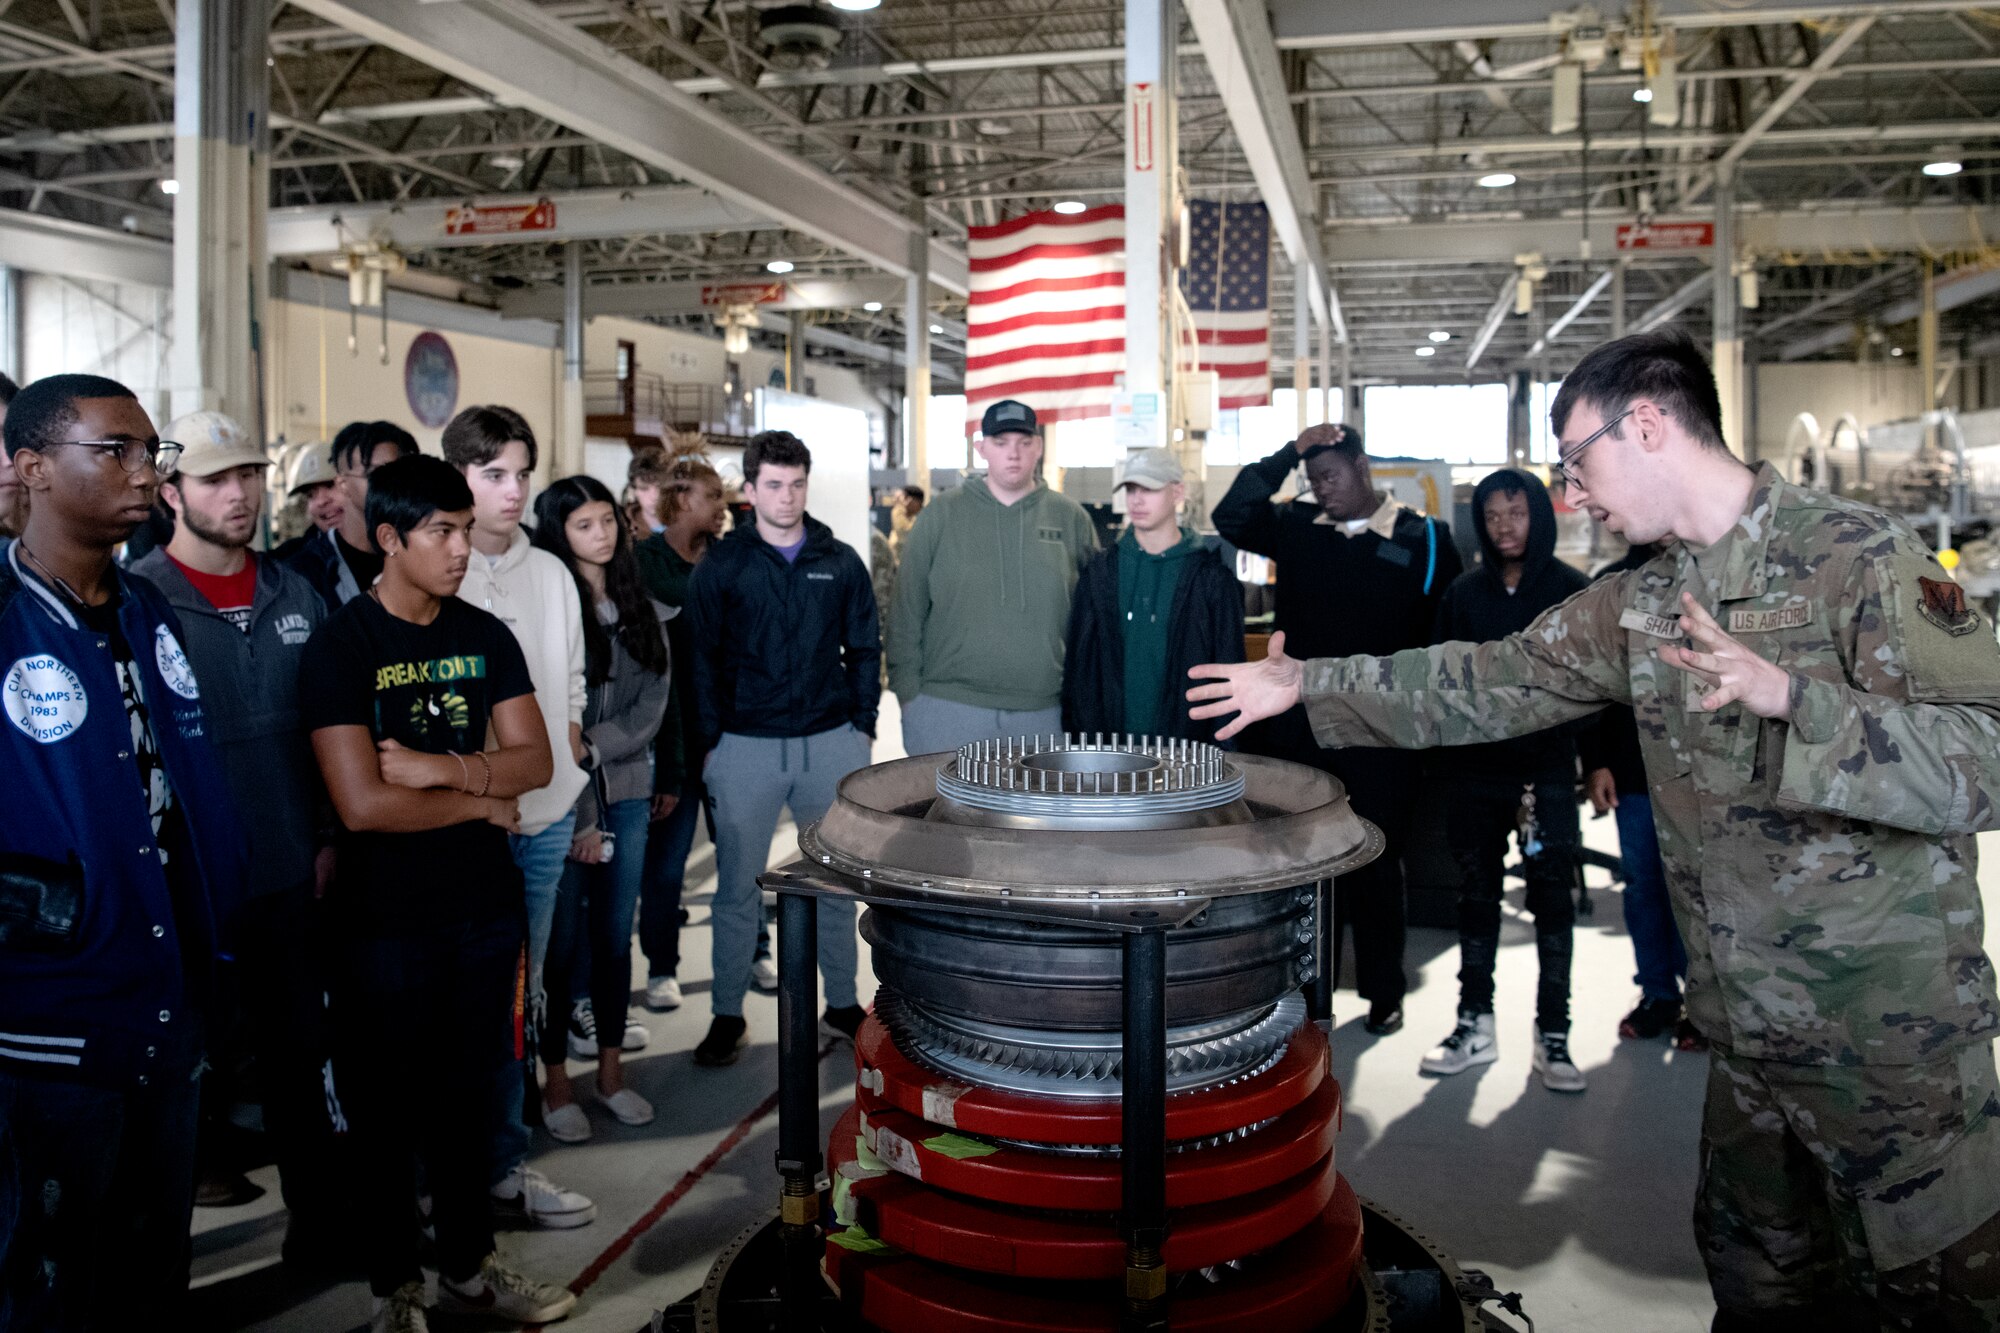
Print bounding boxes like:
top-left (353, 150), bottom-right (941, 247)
top-left (1302, 462), bottom-right (2000, 1067)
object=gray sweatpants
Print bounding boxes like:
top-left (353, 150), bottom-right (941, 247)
top-left (898, 693), bottom-right (1064, 758)
top-left (705, 724), bottom-right (872, 1018)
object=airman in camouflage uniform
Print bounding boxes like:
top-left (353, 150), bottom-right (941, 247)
top-left (1189, 330), bottom-right (2000, 1332)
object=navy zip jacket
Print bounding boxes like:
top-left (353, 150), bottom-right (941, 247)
top-left (0, 544), bottom-right (248, 1086)
top-left (687, 514), bottom-right (881, 748)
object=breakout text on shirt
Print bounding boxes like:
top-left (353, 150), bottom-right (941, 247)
top-left (374, 655), bottom-right (488, 692)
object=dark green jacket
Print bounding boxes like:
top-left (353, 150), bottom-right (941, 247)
top-left (634, 532), bottom-right (697, 790)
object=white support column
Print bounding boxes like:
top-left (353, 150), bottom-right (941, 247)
top-left (788, 309), bottom-right (807, 394)
top-left (559, 240), bottom-right (586, 479)
top-left (171, 0), bottom-right (270, 434)
top-left (0, 265), bottom-right (19, 383)
top-left (1712, 163), bottom-right (1745, 456)
top-left (1293, 271), bottom-right (1309, 434)
top-left (1123, 0), bottom-right (1173, 450)
top-left (1611, 259), bottom-right (1627, 339)
top-left (905, 199), bottom-right (931, 486)
top-left (1316, 297), bottom-right (1332, 425)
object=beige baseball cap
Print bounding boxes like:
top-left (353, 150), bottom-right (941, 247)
top-left (1115, 448), bottom-right (1184, 491)
top-left (288, 444), bottom-right (334, 495)
top-left (164, 410), bottom-right (268, 479)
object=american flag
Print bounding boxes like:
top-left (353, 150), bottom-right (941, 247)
top-left (964, 205), bottom-right (1127, 431)
top-left (1180, 200), bottom-right (1272, 410)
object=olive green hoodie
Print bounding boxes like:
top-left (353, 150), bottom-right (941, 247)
top-left (885, 474), bottom-right (1099, 711)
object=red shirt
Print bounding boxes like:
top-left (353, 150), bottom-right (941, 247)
top-left (168, 552), bottom-right (258, 633)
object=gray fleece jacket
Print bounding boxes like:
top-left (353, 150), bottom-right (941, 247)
top-left (574, 598), bottom-right (674, 832)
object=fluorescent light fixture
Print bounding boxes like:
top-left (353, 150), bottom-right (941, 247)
top-left (1477, 172), bottom-right (1517, 188)
top-left (929, 324), bottom-right (944, 334)
top-left (1052, 200), bottom-right (1088, 215)
top-left (1890, 346), bottom-right (1905, 357)
top-left (159, 178), bottom-right (180, 195)
top-left (1428, 330), bottom-right (1451, 343)
top-left (766, 259), bottom-right (795, 274)
top-left (827, 0), bottom-right (880, 9)
top-left (1632, 86), bottom-right (1653, 103)
top-left (1414, 346), bottom-right (1437, 358)
top-left (1923, 159), bottom-right (1964, 178)
top-left (863, 301), bottom-right (883, 312)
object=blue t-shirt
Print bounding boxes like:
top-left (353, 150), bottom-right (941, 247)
top-left (775, 535), bottom-right (807, 564)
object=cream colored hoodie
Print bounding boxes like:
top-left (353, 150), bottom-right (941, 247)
top-left (455, 526), bottom-right (588, 836)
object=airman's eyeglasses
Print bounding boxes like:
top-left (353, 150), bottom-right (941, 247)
top-left (1554, 409), bottom-right (1632, 490)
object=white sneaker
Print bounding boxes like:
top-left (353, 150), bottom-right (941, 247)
top-left (371, 1280), bottom-right (428, 1333)
top-left (566, 1001), bottom-right (597, 1061)
top-left (541, 1099), bottom-right (591, 1144)
top-left (599, 1085), bottom-right (656, 1126)
top-left (1533, 1029), bottom-right (1588, 1093)
top-left (436, 1253), bottom-right (578, 1323)
top-left (1418, 1011), bottom-right (1499, 1076)
top-left (621, 1009), bottom-right (649, 1052)
top-left (645, 975), bottom-right (683, 1012)
top-left (490, 1165), bottom-right (597, 1229)
top-left (751, 956), bottom-right (780, 992)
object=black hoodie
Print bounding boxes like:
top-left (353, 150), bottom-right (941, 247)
top-left (686, 513), bottom-right (882, 748)
top-left (1431, 468), bottom-right (1592, 781)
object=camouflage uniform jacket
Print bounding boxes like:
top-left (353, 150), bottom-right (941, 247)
top-left (1302, 462), bottom-right (2000, 1067)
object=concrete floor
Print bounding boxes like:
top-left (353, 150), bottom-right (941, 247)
top-left (189, 699), bottom-right (2000, 1332)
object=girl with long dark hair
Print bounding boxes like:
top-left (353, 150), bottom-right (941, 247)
top-left (531, 475), bottom-right (672, 1139)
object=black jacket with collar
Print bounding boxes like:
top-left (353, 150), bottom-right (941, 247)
top-left (686, 514), bottom-right (881, 747)
top-left (1061, 535), bottom-right (1243, 743)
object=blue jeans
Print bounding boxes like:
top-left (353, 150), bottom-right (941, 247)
top-left (544, 799), bottom-right (649, 1062)
top-left (493, 806), bottom-right (576, 1183)
top-left (706, 726), bottom-right (870, 1018)
top-left (1615, 793), bottom-right (1686, 1002)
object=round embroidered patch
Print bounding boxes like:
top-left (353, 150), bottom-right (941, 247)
top-left (154, 625), bottom-right (200, 700)
top-left (5, 654), bottom-right (88, 744)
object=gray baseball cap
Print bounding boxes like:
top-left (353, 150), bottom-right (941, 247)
top-left (1115, 448), bottom-right (1184, 491)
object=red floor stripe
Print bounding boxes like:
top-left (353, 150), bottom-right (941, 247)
top-left (564, 1038), bottom-right (838, 1301)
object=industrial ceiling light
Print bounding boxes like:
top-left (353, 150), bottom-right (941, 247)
top-left (1632, 86), bottom-right (1653, 103)
top-left (863, 301), bottom-right (883, 312)
top-left (1414, 346), bottom-right (1437, 358)
top-left (1052, 200), bottom-right (1088, 215)
top-left (929, 324), bottom-right (944, 334)
top-left (1477, 172), bottom-right (1517, 188)
top-left (827, 0), bottom-right (880, 9)
top-left (975, 118), bottom-right (1013, 137)
top-left (766, 259), bottom-right (795, 274)
top-left (158, 178), bottom-right (180, 195)
top-left (1428, 330), bottom-right (1451, 343)
top-left (1923, 153), bottom-right (1965, 178)
top-left (1890, 346), bottom-right (1905, 357)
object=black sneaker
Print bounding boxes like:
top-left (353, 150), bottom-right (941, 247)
top-left (567, 1000), bottom-right (599, 1060)
top-left (820, 1005), bottom-right (867, 1043)
top-left (1674, 1015), bottom-right (1709, 1052)
top-left (1618, 995), bottom-right (1681, 1041)
top-left (1364, 999), bottom-right (1404, 1035)
top-left (693, 1015), bottom-right (749, 1067)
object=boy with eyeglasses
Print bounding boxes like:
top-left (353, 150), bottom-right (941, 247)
top-left (286, 420), bottom-right (419, 609)
top-left (0, 373), bottom-right (247, 1326)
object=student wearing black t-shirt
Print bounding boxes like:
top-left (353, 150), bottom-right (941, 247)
top-left (300, 456), bottom-right (576, 1331)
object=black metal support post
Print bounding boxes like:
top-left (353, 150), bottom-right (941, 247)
top-left (775, 889), bottom-right (822, 1327)
top-left (1308, 877), bottom-right (1334, 1027)
top-left (1120, 927), bottom-right (1169, 1331)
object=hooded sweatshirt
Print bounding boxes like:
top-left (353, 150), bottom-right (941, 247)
top-left (1431, 468), bottom-right (1592, 781)
top-left (454, 526), bottom-right (588, 835)
top-left (885, 475), bottom-right (1099, 712)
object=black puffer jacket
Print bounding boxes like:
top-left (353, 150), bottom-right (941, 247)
top-left (1061, 535), bottom-right (1244, 743)
top-left (686, 514), bottom-right (881, 747)
top-left (1431, 468), bottom-right (1593, 781)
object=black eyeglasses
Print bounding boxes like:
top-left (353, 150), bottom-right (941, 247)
top-left (42, 438), bottom-right (183, 474)
top-left (1554, 409), bottom-right (1632, 490)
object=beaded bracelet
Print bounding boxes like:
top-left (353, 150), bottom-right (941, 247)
top-left (472, 751), bottom-right (493, 799)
